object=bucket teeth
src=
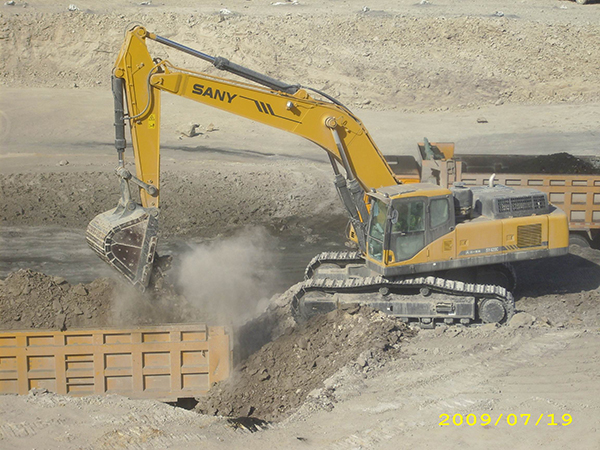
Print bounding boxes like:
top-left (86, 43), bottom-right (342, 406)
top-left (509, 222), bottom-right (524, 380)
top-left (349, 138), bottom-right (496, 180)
top-left (86, 204), bottom-right (159, 290)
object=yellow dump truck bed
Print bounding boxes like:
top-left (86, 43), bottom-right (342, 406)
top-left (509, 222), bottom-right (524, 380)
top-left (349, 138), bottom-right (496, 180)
top-left (0, 323), bottom-right (230, 401)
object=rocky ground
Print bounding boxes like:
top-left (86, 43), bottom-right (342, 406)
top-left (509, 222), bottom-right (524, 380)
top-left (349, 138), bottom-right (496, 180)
top-left (196, 305), bottom-right (416, 422)
top-left (1, 0), bottom-right (600, 448)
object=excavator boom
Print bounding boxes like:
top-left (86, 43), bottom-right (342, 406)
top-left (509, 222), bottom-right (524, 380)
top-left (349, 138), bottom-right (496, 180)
top-left (87, 25), bottom-right (399, 289)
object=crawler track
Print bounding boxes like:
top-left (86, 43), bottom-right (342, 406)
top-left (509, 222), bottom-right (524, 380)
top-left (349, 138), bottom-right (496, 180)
top-left (304, 250), bottom-right (363, 279)
top-left (294, 251), bottom-right (516, 327)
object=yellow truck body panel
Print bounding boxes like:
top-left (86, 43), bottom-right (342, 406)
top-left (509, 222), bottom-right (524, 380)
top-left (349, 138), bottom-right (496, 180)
top-left (0, 324), bottom-right (230, 401)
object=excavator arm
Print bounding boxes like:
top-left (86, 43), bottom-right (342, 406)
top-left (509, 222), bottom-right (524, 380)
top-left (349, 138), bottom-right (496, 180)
top-left (87, 25), bottom-right (399, 289)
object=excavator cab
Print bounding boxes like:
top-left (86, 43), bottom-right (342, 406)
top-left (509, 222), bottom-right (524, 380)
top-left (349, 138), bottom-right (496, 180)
top-left (364, 184), bottom-right (455, 274)
top-left (362, 180), bottom-right (567, 291)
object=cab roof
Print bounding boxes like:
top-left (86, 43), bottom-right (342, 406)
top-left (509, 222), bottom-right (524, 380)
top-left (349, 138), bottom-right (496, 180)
top-left (368, 183), bottom-right (451, 203)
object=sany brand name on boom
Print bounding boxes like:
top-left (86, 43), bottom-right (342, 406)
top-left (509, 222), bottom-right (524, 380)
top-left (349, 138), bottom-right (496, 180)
top-left (192, 84), bottom-right (237, 103)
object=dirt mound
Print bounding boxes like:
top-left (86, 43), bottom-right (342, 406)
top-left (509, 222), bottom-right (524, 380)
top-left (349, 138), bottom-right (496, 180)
top-left (514, 247), bottom-right (600, 328)
top-left (506, 153), bottom-right (599, 175)
top-left (196, 305), bottom-right (415, 422)
top-left (0, 269), bottom-right (209, 331)
top-left (0, 269), bottom-right (114, 330)
top-left (460, 153), bottom-right (600, 175)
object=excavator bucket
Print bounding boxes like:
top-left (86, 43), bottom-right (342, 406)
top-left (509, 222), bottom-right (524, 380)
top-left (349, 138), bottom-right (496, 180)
top-left (86, 203), bottom-right (158, 290)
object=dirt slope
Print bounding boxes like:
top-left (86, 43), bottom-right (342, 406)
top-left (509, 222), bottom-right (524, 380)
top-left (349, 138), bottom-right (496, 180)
top-left (2, 3), bottom-right (600, 112)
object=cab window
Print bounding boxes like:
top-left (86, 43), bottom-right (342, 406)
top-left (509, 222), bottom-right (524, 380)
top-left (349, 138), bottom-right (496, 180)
top-left (430, 197), bottom-right (449, 229)
top-left (391, 200), bottom-right (425, 233)
top-left (367, 199), bottom-right (387, 262)
top-left (389, 199), bottom-right (425, 262)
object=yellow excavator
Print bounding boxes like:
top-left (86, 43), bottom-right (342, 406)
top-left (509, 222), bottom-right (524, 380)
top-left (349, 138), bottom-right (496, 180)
top-left (87, 25), bottom-right (569, 326)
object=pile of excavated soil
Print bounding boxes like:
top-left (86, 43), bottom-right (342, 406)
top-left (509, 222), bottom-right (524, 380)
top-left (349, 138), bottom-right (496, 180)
top-left (0, 269), bottom-right (113, 330)
top-left (196, 305), bottom-right (415, 422)
top-left (518, 290), bottom-right (600, 329)
top-left (0, 163), bottom-right (344, 237)
top-left (513, 153), bottom-right (600, 174)
top-left (460, 153), bottom-right (600, 175)
top-left (0, 269), bottom-right (207, 331)
top-left (514, 246), bottom-right (600, 328)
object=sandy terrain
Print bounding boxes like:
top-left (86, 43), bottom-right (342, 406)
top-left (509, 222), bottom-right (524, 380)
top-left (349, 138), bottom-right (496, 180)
top-left (1, 0), bottom-right (600, 448)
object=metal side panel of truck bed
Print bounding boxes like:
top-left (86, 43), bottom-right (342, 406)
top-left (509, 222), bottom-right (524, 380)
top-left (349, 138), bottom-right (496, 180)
top-left (0, 323), bottom-right (231, 401)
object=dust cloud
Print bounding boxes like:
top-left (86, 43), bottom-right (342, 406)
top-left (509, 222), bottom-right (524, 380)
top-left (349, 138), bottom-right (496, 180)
top-left (107, 282), bottom-right (186, 327)
top-left (175, 227), bottom-right (278, 326)
top-left (104, 227), bottom-right (279, 328)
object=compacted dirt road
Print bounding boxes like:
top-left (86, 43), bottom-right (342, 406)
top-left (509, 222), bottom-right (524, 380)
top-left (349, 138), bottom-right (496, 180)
top-left (1, 0), bottom-right (600, 448)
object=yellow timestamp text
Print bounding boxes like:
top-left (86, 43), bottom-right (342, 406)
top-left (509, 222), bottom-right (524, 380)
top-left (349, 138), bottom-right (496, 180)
top-left (439, 413), bottom-right (572, 427)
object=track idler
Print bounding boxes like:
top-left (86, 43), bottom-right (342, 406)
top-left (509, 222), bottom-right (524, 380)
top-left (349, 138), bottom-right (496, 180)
top-left (86, 202), bottom-right (158, 290)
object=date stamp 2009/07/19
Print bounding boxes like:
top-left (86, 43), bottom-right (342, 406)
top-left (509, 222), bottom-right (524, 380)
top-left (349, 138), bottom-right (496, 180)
top-left (439, 413), bottom-right (572, 427)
